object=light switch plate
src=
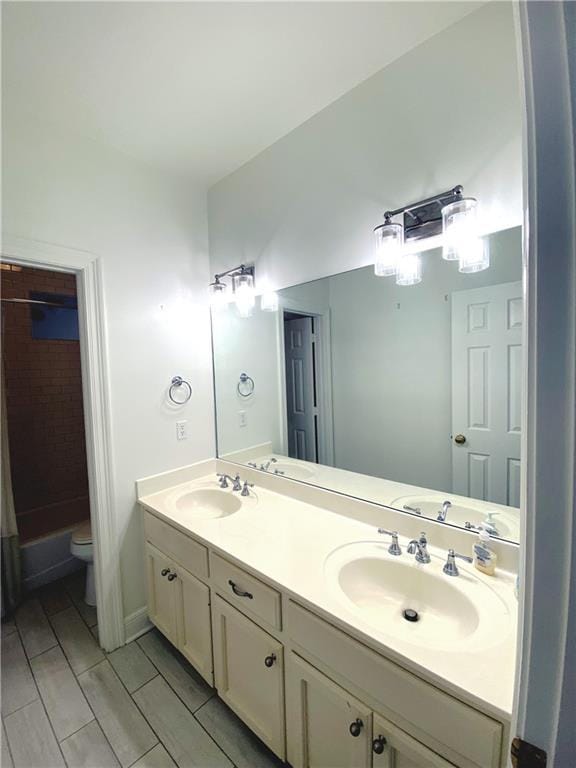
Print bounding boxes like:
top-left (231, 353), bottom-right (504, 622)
top-left (239, 410), bottom-right (247, 427)
top-left (176, 420), bottom-right (188, 440)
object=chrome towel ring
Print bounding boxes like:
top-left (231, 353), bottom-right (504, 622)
top-left (237, 372), bottom-right (255, 397)
top-left (169, 376), bottom-right (192, 404)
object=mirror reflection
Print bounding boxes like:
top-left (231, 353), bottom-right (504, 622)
top-left (212, 227), bottom-right (522, 542)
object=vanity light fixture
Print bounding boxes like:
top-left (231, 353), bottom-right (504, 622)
top-left (209, 264), bottom-right (276, 318)
top-left (373, 185), bottom-right (489, 285)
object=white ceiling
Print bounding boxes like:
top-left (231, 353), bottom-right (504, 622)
top-left (3, 2), bottom-right (483, 185)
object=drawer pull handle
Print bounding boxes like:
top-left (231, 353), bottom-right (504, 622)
top-left (349, 718), bottom-right (363, 738)
top-left (161, 569), bottom-right (170, 577)
top-left (167, 573), bottom-right (177, 581)
top-left (228, 579), bottom-right (253, 599)
top-left (372, 736), bottom-right (387, 754)
top-left (264, 654), bottom-right (276, 668)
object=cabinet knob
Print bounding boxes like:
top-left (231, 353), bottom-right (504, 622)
top-left (161, 568), bottom-right (170, 577)
top-left (349, 718), bottom-right (363, 737)
top-left (372, 735), bottom-right (387, 754)
top-left (167, 573), bottom-right (177, 581)
top-left (264, 654), bottom-right (276, 668)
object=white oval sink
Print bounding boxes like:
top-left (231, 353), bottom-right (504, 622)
top-left (391, 494), bottom-right (519, 541)
top-left (175, 489), bottom-right (242, 519)
top-left (325, 541), bottom-right (510, 652)
top-left (274, 462), bottom-right (315, 480)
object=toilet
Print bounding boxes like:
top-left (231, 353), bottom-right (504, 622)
top-left (70, 521), bottom-right (96, 606)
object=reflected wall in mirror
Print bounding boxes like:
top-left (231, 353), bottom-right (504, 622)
top-left (212, 226), bottom-right (523, 543)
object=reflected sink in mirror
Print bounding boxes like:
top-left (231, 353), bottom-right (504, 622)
top-left (391, 495), bottom-right (520, 541)
top-left (172, 486), bottom-right (254, 520)
top-left (324, 541), bottom-right (510, 652)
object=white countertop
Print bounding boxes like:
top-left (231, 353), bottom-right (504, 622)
top-left (139, 472), bottom-right (517, 722)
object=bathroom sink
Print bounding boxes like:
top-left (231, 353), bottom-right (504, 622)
top-left (174, 488), bottom-right (242, 519)
top-left (273, 462), bottom-right (316, 480)
top-left (391, 494), bottom-right (519, 541)
top-left (324, 541), bottom-right (509, 651)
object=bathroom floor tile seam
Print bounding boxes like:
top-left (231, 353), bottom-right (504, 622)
top-left (2, 576), bottom-right (285, 768)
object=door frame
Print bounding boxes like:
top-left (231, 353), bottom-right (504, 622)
top-left (513, 2), bottom-right (576, 764)
top-left (275, 301), bottom-right (335, 466)
top-left (1, 233), bottom-right (125, 651)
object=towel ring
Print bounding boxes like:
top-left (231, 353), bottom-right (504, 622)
top-left (237, 373), bottom-right (255, 397)
top-left (169, 376), bottom-right (192, 404)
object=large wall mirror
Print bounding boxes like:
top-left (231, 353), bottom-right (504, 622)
top-left (211, 226), bottom-right (522, 543)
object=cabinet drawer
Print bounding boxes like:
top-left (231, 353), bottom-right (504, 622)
top-left (143, 511), bottom-right (208, 580)
top-left (211, 553), bottom-right (282, 630)
top-left (287, 601), bottom-right (502, 768)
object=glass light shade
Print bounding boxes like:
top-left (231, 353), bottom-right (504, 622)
top-left (233, 272), bottom-right (255, 318)
top-left (395, 250), bottom-right (422, 286)
top-left (374, 221), bottom-right (403, 276)
top-left (261, 290), bottom-right (279, 312)
top-left (208, 280), bottom-right (227, 306)
top-left (459, 237), bottom-right (490, 273)
top-left (442, 197), bottom-right (478, 261)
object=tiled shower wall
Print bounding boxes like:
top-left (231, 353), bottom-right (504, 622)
top-left (1, 265), bottom-right (89, 542)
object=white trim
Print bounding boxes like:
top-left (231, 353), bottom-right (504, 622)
top-left (513, 3), bottom-right (576, 764)
top-left (124, 607), bottom-right (152, 644)
top-left (1, 233), bottom-right (125, 651)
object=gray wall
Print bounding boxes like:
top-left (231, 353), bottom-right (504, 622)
top-left (328, 227), bottom-right (522, 491)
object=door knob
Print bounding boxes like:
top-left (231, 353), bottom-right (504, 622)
top-left (349, 718), bottom-right (363, 737)
top-left (454, 434), bottom-right (467, 445)
top-left (372, 735), bottom-right (387, 754)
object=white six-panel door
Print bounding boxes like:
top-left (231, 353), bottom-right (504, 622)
top-left (451, 281), bottom-right (523, 506)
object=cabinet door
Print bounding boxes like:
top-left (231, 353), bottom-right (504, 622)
top-left (372, 714), bottom-right (457, 768)
top-left (286, 653), bottom-right (372, 768)
top-left (175, 565), bottom-right (213, 686)
top-left (212, 595), bottom-right (285, 759)
top-left (145, 542), bottom-right (177, 643)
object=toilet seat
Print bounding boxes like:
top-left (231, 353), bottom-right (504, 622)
top-left (72, 521), bottom-right (92, 545)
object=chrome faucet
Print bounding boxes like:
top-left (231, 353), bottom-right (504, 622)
top-left (403, 504), bottom-right (422, 515)
top-left (437, 500), bottom-right (452, 522)
top-left (407, 532), bottom-right (431, 564)
top-left (443, 549), bottom-right (473, 577)
top-left (377, 528), bottom-right (402, 556)
top-left (260, 458), bottom-right (277, 471)
top-left (241, 480), bottom-right (254, 497)
top-left (217, 473), bottom-right (242, 491)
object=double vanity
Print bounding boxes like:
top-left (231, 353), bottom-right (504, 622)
top-left (138, 459), bottom-right (518, 768)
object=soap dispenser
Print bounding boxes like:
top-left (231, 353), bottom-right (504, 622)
top-left (472, 527), bottom-right (498, 576)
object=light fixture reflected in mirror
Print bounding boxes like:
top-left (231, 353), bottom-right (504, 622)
top-left (442, 197), bottom-right (478, 262)
top-left (395, 249), bottom-right (422, 286)
top-left (374, 217), bottom-right (403, 277)
top-left (459, 236), bottom-right (490, 273)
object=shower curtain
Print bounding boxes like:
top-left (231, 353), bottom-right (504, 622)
top-left (1, 362), bottom-right (21, 617)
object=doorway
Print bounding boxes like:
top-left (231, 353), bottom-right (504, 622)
top-left (281, 308), bottom-right (334, 467)
top-left (1, 262), bottom-right (96, 620)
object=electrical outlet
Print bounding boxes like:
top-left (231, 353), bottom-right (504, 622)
top-left (176, 420), bottom-right (188, 440)
top-left (239, 410), bottom-right (247, 428)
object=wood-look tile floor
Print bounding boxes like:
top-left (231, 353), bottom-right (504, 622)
top-left (1, 574), bottom-right (284, 768)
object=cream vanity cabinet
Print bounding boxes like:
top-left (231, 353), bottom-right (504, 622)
top-left (287, 653), bottom-right (456, 768)
top-left (142, 509), bottom-right (507, 768)
top-left (143, 514), bottom-right (213, 685)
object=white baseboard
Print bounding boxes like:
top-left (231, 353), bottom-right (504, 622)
top-left (124, 606), bottom-right (152, 644)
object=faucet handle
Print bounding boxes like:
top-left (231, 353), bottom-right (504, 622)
top-left (241, 480), bottom-right (254, 497)
top-left (217, 473), bottom-right (228, 488)
top-left (377, 529), bottom-right (402, 556)
top-left (232, 474), bottom-right (242, 491)
top-left (443, 548), bottom-right (473, 577)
